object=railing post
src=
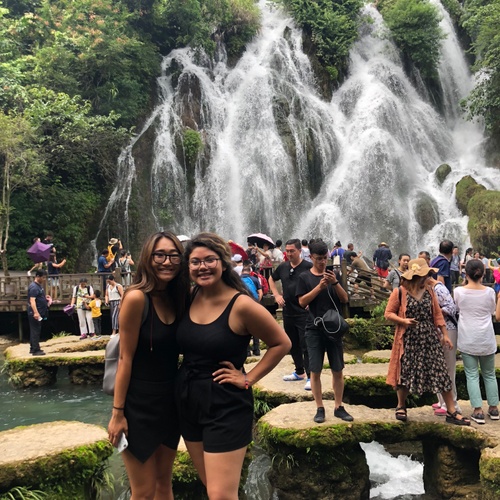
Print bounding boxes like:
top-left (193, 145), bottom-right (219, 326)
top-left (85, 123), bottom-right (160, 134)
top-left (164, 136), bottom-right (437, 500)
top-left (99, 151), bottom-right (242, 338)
top-left (340, 259), bottom-right (350, 318)
top-left (18, 312), bottom-right (24, 341)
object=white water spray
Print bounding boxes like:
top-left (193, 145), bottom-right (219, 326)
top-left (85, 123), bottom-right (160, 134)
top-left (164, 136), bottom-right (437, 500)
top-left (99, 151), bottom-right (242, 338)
top-left (97, 0), bottom-right (500, 256)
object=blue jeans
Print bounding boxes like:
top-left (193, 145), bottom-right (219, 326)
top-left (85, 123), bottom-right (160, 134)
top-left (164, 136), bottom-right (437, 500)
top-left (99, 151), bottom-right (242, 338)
top-left (461, 352), bottom-right (499, 408)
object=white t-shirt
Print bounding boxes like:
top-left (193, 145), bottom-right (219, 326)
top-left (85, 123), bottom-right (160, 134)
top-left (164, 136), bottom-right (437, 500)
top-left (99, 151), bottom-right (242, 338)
top-left (454, 287), bottom-right (497, 356)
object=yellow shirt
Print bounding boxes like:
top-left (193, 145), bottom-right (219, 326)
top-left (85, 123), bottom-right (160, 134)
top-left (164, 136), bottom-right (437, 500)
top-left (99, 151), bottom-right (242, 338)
top-left (88, 299), bottom-right (102, 318)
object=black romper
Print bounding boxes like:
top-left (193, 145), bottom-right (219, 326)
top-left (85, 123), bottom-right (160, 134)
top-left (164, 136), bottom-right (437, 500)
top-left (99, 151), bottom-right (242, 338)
top-left (124, 296), bottom-right (180, 462)
top-left (176, 293), bottom-right (254, 453)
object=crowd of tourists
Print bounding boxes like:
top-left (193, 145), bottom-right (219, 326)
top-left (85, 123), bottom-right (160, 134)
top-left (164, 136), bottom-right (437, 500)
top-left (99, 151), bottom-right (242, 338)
top-left (25, 230), bottom-right (500, 499)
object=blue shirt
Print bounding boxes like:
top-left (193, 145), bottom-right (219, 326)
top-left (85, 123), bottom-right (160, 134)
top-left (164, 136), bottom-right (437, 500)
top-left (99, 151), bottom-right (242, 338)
top-left (430, 255), bottom-right (452, 293)
top-left (98, 255), bottom-right (108, 273)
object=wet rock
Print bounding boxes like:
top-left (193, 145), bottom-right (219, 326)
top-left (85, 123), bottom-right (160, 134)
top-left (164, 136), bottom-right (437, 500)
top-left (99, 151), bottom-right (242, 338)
top-left (414, 191), bottom-right (440, 233)
top-left (435, 163), bottom-right (451, 184)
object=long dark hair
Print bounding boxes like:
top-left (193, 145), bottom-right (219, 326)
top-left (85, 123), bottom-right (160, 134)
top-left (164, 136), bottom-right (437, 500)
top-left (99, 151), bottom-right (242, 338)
top-left (126, 231), bottom-right (190, 317)
top-left (184, 232), bottom-right (250, 296)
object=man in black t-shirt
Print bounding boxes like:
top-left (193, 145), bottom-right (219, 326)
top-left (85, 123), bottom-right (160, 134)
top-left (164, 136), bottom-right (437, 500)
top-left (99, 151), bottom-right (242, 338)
top-left (344, 242), bottom-right (361, 266)
top-left (269, 239), bottom-right (313, 389)
top-left (296, 240), bottom-right (353, 424)
top-left (27, 270), bottom-right (49, 356)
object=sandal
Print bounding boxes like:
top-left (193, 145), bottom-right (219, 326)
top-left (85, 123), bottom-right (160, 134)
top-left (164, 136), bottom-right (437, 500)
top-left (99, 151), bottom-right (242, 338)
top-left (395, 407), bottom-right (407, 422)
top-left (446, 411), bottom-right (471, 426)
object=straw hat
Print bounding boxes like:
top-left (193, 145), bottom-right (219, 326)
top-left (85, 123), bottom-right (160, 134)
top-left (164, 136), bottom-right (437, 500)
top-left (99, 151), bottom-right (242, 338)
top-left (401, 258), bottom-right (438, 280)
top-left (109, 238), bottom-right (119, 245)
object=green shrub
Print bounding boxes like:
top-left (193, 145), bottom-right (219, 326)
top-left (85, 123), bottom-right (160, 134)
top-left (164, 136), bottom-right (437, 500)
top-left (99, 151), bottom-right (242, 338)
top-left (378, 0), bottom-right (445, 79)
top-left (182, 128), bottom-right (203, 166)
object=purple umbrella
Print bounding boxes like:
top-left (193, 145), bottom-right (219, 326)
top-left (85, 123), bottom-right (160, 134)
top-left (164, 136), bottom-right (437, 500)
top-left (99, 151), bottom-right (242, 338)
top-left (27, 241), bottom-right (53, 263)
top-left (247, 233), bottom-right (275, 249)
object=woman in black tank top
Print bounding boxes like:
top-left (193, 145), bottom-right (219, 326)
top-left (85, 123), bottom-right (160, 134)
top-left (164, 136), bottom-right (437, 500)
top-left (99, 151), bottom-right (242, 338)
top-left (107, 231), bottom-right (189, 499)
top-left (177, 233), bottom-right (290, 500)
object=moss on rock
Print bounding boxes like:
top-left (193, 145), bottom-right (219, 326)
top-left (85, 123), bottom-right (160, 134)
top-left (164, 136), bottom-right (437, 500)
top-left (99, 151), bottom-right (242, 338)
top-left (0, 421), bottom-right (113, 496)
top-left (467, 190), bottom-right (500, 255)
top-left (435, 163), bottom-right (451, 184)
top-left (455, 175), bottom-right (486, 215)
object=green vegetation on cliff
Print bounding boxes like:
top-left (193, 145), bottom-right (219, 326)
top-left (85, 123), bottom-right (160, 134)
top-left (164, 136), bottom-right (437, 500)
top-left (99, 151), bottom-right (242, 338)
top-left (377, 0), bottom-right (445, 79)
top-left (0, 0), bottom-right (260, 271)
top-left (455, 175), bottom-right (486, 214)
top-left (461, 0), bottom-right (500, 151)
top-left (276, 0), bottom-right (363, 83)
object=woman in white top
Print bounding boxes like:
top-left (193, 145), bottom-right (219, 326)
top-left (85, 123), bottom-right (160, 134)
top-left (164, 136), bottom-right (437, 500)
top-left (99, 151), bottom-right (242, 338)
top-left (105, 275), bottom-right (124, 336)
top-left (454, 259), bottom-right (500, 424)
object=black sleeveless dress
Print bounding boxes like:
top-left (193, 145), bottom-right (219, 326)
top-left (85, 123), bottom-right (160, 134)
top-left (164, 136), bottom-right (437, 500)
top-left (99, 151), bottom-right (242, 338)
top-left (176, 293), bottom-right (253, 453)
top-left (124, 296), bottom-right (180, 462)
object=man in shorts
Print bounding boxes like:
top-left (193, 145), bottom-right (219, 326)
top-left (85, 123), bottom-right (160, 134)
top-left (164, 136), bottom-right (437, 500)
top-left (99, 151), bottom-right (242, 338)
top-left (296, 240), bottom-right (353, 423)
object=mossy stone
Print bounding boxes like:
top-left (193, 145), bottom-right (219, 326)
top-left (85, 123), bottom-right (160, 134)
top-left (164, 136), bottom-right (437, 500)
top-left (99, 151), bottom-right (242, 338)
top-left (467, 190), bottom-right (500, 255)
top-left (435, 163), bottom-right (451, 184)
top-left (414, 192), bottom-right (440, 232)
top-left (455, 175), bottom-right (486, 215)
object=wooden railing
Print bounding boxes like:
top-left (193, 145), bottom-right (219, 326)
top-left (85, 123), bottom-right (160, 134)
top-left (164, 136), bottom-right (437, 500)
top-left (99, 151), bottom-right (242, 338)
top-left (0, 273), bottom-right (122, 312)
top-left (0, 261), bottom-right (388, 313)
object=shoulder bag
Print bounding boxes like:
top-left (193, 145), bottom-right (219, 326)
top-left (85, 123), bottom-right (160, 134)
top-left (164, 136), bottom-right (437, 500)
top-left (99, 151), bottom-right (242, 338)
top-left (103, 293), bottom-right (150, 395)
top-left (313, 284), bottom-right (349, 341)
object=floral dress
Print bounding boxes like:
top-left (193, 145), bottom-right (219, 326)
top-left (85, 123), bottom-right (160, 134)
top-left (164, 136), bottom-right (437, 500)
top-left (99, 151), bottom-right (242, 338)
top-left (399, 290), bottom-right (452, 395)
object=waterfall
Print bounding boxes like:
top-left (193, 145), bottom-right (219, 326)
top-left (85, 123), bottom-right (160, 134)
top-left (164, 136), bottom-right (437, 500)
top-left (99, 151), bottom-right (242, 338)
top-left (98, 0), bottom-right (500, 256)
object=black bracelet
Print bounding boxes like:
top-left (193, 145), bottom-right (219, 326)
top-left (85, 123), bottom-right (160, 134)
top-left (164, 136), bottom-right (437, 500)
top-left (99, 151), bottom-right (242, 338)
top-left (332, 282), bottom-right (339, 286)
top-left (113, 406), bottom-right (125, 411)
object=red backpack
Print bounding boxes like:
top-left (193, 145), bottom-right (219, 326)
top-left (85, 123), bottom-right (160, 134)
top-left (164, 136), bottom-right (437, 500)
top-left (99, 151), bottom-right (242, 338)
top-left (251, 271), bottom-right (269, 294)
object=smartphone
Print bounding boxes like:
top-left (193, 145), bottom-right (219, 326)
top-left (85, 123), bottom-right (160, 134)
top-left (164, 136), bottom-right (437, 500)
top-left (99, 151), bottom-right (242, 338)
top-left (116, 433), bottom-right (128, 453)
top-left (326, 265), bottom-right (334, 272)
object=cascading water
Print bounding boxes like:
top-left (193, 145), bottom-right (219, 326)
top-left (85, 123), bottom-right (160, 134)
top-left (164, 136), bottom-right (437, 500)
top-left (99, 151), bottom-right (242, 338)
top-left (97, 0), bottom-right (500, 256)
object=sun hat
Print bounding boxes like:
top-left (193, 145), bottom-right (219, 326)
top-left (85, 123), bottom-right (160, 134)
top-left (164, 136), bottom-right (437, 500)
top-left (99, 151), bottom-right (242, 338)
top-left (401, 258), bottom-right (438, 280)
top-left (231, 254), bottom-right (243, 262)
top-left (380, 242), bottom-right (388, 246)
top-left (109, 238), bottom-right (119, 245)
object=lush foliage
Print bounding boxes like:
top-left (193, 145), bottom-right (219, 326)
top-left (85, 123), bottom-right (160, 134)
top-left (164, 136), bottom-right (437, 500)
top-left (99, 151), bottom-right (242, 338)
top-left (276, 0), bottom-right (363, 82)
top-left (0, 0), bottom-right (260, 272)
top-left (461, 0), bottom-right (500, 144)
top-left (153, 0), bottom-right (261, 58)
top-left (182, 129), bottom-right (203, 167)
top-left (378, 0), bottom-right (445, 79)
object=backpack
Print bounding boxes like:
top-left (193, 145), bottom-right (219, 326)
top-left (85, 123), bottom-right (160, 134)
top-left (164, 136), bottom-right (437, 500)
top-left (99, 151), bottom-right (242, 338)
top-left (241, 275), bottom-right (259, 301)
top-left (103, 293), bottom-right (150, 396)
top-left (251, 271), bottom-right (269, 294)
top-left (106, 244), bottom-right (117, 263)
top-left (120, 258), bottom-right (129, 275)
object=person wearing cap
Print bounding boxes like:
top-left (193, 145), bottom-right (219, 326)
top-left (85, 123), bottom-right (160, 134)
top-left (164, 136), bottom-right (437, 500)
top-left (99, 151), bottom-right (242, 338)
top-left (385, 258), bottom-right (470, 426)
top-left (231, 254), bottom-right (243, 275)
top-left (373, 242), bottom-right (392, 278)
top-left (105, 274), bottom-right (124, 336)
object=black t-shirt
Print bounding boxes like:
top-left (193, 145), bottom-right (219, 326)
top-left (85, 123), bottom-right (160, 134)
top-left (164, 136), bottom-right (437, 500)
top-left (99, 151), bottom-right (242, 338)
top-left (271, 260), bottom-right (313, 316)
top-left (296, 270), bottom-right (343, 329)
top-left (344, 250), bottom-right (357, 265)
top-left (27, 281), bottom-right (48, 317)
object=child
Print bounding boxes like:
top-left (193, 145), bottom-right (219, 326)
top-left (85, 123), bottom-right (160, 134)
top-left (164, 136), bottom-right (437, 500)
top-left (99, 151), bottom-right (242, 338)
top-left (88, 290), bottom-right (102, 338)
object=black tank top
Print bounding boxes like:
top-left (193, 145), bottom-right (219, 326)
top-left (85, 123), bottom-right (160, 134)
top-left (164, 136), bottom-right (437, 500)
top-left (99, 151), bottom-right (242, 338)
top-left (177, 293), bottom-right (250, 372)
top-left (131, 296), bottom-right (179, 382)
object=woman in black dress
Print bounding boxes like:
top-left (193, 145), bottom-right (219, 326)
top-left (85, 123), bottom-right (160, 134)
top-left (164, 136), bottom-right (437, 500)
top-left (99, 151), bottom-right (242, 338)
top-left (108, 231), bottom-right (189, 499)
top-left (177, 233), bottom-right (290, 499)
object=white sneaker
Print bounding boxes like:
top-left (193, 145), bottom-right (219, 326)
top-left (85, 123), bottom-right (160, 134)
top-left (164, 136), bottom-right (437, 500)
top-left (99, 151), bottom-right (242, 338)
top-left (304, 379), bottom-right (311, 391)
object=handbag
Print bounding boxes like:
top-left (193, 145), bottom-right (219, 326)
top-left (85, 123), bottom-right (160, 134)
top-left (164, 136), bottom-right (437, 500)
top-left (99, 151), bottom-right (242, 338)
top-left (313, 284), bottom-right (349, 341)
top-left (103, 293), bottom-right (150, 396)
top-left (63, 304), bottom-right (76, 316)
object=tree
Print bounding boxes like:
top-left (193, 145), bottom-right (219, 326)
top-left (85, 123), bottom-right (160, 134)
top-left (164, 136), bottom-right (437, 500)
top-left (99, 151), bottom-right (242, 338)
top-left (0, 112), bottom-right (45, 275)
